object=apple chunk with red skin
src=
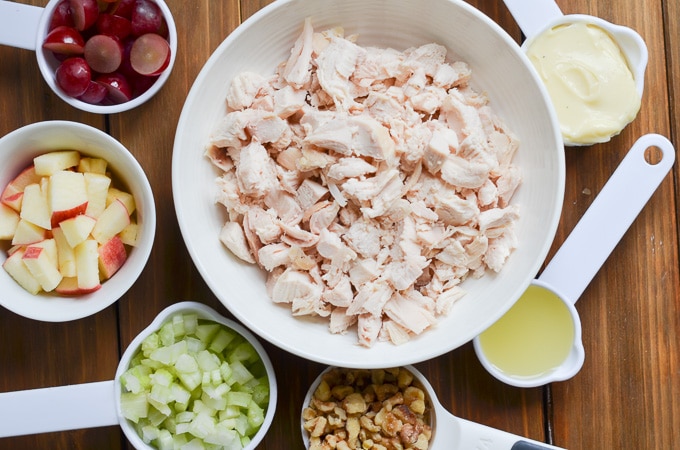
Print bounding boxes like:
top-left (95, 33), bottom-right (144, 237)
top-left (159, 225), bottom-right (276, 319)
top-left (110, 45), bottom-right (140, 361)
top-left (0, 203), bottom-right (20, 240)
top-left (74, 239), bottom-right (101, 292)
top-left (48, 170), bottom-right (89, 228)
top-left (1, 165), bottom-right (42, 212)
top-left (91, 198), bottom-right (130, 243)
top-left (3, 248), bottom-right (42, 295)
top-left (98, 235), bottom-right (127, 279)
top-left (22, 241), bottom-right (63, 292)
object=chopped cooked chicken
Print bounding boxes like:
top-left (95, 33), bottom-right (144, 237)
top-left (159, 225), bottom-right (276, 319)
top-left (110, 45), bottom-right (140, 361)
top-left (207, 20), bottom-right (521, 346)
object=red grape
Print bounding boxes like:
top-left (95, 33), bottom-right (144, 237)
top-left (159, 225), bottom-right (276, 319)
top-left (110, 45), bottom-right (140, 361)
top-left (69, 0), bottom-right (99, 31)
top-left (129, 33), bottom-right (170, 76)
top-left (96, 13), bottom-right (132, 40)
top-left (107, 0), bottom-right (135, 19)
top-left (131, 0), bottom-right (165, 36)
top-left (78, 80), bottom-right (108, 104)
top-left (49, 0), bottom-right (75, 31)
top-left (42, 26), bottom-right (85, 55)
top-left (84, 34), bottom-right (124, 74)
top-left (55, 57), bottom-right (91, 97)
top-left (96, 72), bottom-right (132, 104)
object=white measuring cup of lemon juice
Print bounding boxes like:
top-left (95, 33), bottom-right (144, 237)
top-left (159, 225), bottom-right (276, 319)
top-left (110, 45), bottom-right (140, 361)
top-left (474, 134), bottom-right (675, 388)
top-left (0, 302), bottom-right (277, 449)
top-left (302, 365), bottom-right (564, 449)
top-left (502, 0), bottom-right (648, 146)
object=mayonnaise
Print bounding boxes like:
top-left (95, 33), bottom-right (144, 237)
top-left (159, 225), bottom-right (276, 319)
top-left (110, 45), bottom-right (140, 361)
top-left (526, 22), bottom-right (641, 145)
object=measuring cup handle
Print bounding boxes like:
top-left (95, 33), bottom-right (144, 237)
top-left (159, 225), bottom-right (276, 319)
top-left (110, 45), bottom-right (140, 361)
top-left (538, 134), bottom-right (675, 304)
top-left (0, 1), bottom-right (43, 51)
top-left (451, 415), bottom-right (565, 450)
top-left (0, 380), bottom-right (119, 437)
top-left (502, 0), bottom-right (563, 40)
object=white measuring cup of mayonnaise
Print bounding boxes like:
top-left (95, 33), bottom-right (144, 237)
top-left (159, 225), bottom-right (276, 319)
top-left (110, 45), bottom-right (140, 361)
top-left (0, 301), bottom-right (278, 449)
top-left (0, 0), bottom-right (176, 114)
top-left (474, 134), bottom-right (675, 388)
top-left (302, 365), bottom-right (564, 449)
top-left (502, 0), bottom-right (648, 146)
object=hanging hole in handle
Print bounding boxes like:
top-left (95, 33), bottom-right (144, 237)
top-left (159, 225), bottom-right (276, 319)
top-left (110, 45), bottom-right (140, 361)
top-left (644, 146), bottom-right (664, 165)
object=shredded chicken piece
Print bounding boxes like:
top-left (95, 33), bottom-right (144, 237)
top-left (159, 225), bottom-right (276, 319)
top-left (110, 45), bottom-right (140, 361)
top-left (207, 20), bottom-right (522, 346)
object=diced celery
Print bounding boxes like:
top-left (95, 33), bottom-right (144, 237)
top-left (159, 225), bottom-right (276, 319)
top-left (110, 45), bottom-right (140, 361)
top-left (121, 365), bottom-right (152, 394)
top-left (228, 361), bottom-right (254, 385)
top-left (209, 328), bottom-right (236, 354)
top-left (141, 332), bottom-right (160, 357)
top-left (219, 362), bottom-right (232, 382)
top-left (176, 411), bottom-right (196, 424)
top-left (169, 340), bottom-right (189, 363)
top-left (172, 314), bottom-right (186, 337)
top-left (192, 399), bottom-right (216, 417)
top-left (156, 429), bottom-right (174, 450)
top-left (246, 400), bottom-right (264, 429)
top-left (183, 313), bottom-right (198, 335)
top-left (225, 391), bottom-right (252, 409)
top-left (195, 323), bottom-right (220, 343)
top-left (220, 414), bottom-right (248, 437)
top-left (159, 321), bottom-right (176, 346)
top-left (174, 353), bottom-right (199, 374)
top-left (141, 357), bottom-right (164, 370)
top-left (196, 350), bottom-right (220, 372)
top-left (251, 378), bottom-right (270, 406)
top-left (162, 416), bottom-right (177, 434)
top-left (189, 412), bottom-right (216, 439)
top-left (185, 336), bottom-right (207, 354)
top-left (183, 438), bottom-right (207, 450)
top-left (171, 382), bottom-right (191, 406)
top-left (150, 368), bottom-right (175, 387)
top-left (175, 422), bottom-right (191, 435)
top-left (227, 341), bottom-right (257, 364)
top-left (240, 436), bottom-right (251, 448)
top-left (120, 391), bottom-right (149, 423)
top-left (203, 382), bottom-right (230, 400)
top-left (201, 389), bottom-right (227, 411)
top-left (148, 405), bottom-right (169, 427)
top-left (142, 424), bottom-right (159, 443)
top-left (172, 431), bottom-right (189, 448)
top-left (177, 370), bottom-right (202, 392)
top-left (204, 424), bottom-right (239, 447)
top-left (219, 405), bottom-right (242, 421)
top-left (148, 388), bottom-right (172, 417)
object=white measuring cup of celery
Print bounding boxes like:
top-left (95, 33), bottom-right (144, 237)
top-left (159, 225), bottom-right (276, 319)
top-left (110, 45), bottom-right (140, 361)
top-left (0, 301), bottom-right (277, 449)
top-left (502, 0), bottom-right (648, 146)
top-left (474, 134), bottom-right (675, 388)
top-left (302, 365), bottom-right (565, 449)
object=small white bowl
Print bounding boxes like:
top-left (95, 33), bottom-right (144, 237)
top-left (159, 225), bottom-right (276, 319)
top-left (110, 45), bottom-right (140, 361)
top-left (0, 0), bottom-right (177, 114)
top-left (0, 121), bottom-right (156, 321)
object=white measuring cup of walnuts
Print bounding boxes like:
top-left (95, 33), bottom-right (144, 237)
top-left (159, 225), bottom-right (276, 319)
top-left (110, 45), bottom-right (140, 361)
top-left (302, 366), bottom-right (563, 449)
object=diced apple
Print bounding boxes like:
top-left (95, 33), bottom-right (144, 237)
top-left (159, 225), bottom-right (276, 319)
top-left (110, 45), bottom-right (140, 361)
top-left (11, 219), bottom-right (47, 246)
top-left (0, 203), bottom-right (20, 240)
top-left (22, 243), bottom-right (63, 292)
top-left (34, 150), bottom-right (80, 176)
top-left (77, 157), bottom-right (108, 175)
top-left (19, 183), bottom-right (51, 230)
top-left (30, 238), bottom-right (58, 267)
top-left (91, 198), bottom-right (130, 243)
top-left (98, 235), bottom-right (127, 280)
top-left (84, 172), bottom-right (111, 218)
top-left (74, 239), bottom-right (100, 291)
top-left (106, 187), bottom-right (136, 215)
top-left (1, 165), bottom-right (41, 210)
top-left (3, 248), bottom-right (42, 295)
top-left (48, 170), bottom-right (89, 227)
top-left (119, 221), bottom-right (138, 247)
top-left (60, 214), bottom-right (97, 248)
top-left (52, 226), bottom-right (76, 277)
top-left (55, 276), bottom-right (101, 295)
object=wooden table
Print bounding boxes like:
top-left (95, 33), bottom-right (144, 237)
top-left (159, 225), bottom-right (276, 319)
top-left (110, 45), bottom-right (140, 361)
top-left (1, 0), bottom-right (678, 448)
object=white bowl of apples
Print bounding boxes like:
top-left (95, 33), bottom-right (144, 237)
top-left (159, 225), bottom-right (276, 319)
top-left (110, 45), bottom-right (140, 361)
top-left (0, 0), bottom-right (176, 114)
top-left (0, 121), bottom-right (156, 321)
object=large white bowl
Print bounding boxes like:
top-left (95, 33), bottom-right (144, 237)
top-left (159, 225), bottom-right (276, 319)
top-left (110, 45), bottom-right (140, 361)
top-left (173, 0), bottom-right (564, 368)
top-left (0, 121), bottom-right (156, 322)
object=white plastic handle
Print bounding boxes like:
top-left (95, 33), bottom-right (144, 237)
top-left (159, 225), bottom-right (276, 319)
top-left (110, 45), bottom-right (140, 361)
top-left (0, 380), bottom-right (119, 437)
top-left (538, 134), bottom-right (675, 304)
top-left (0, 1), bottom-right (43, 51)
top-left (501, 0), bottom-right (563, 39)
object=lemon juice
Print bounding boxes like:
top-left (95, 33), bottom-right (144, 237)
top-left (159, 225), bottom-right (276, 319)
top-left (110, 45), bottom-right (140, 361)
top-left (478, 284), bottom-right (575, 379)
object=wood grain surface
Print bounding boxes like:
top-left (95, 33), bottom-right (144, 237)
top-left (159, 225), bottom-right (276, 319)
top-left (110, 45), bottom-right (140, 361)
top-left (0, 1), bottom-right (678, 449)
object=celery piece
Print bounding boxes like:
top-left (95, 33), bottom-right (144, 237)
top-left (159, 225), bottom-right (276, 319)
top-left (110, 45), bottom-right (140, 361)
top-left (148, 389), bottom-right (172, 417)
top-left (120, 365), bottom-right (152, 394)
top-left (141, 332), bottom-right (160, 357)
top-left (225, 391), bottom-right (252, 409)
top-left (246, 400), bottom-right (264, 429)
top-left (149, 346), bottom-right (174, 365)
top-left (141, 358), bottom-right (164, 370)
top-left (159, 321), bottom-right (175, 346)
top-left (192, 399), bottom-right (216, 417)
top-left (189, 412), bottom-right (216, 439)
top-left (177, 370), bottom-right (202, 392)
top-left (219, 361), bottom-right (233, 382)
top-left (251, 378), bottom-right (270, 406)
top-left (209, 328), bottom-right (237, 354)
top-left (172, 314), bottom-right (186, 338)
top-left (220, 414), bottom-right (248, 437)
top-left (219, 404), bottom-right (242, 421)
top-left (183, 437), bottom-right (208, 450)
top-left (171, 382), bottom-right (191, 406)
top-left (147, 406), bottom-right (168, 427)
top-left (176, 411), bottom-right (196, 424)
top-left (169, 340), bottom-right (189, 363)
top-left (149, 368), bottom-right (174, 387)
top-left (186, 336), bottom-right (207, 354)
top-left (227, 341), bottom-right (257, 364)
top-left (228, 361), bottom-right (254, 385)
top-left (120, 391), bottom-right (149, 423)
top-left (156, 429), bottom-right (173, 450)
top-left (195, 323), bottom-right (220, 343)
top-left (204, 424), bottom-right (240, 447)
top-left (172, 432), bottom-right (188, 448)
top-left (141, 424), bottom-right (159, 443)
top-left (183, 313), bottom-right (198, 335)
top-left (174, 353), bottom-right (199, 374)
top-left (196, 349), bottom-right (221, 372)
